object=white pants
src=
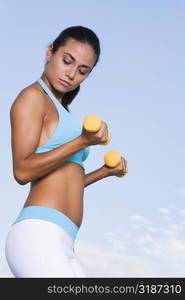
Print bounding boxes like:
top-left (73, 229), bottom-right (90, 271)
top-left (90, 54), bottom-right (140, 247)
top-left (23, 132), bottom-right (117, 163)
top-left (5, 219), bottom-right (86, 278)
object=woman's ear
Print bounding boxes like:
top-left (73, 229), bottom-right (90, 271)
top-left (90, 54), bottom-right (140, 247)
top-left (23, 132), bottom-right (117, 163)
top-left (46, 44), bottom-right (54, 62)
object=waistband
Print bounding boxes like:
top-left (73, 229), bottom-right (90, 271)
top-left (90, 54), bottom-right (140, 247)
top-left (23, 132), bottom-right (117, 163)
top-left (12, 205), bottom-right (79, 241)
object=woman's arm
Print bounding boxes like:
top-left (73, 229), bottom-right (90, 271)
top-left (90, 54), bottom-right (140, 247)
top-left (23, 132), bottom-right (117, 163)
top-left (84, 157), bottom-right (128, 187)
top-left (84, 166), bottom-right (110, 188)
top-left (10, 88), bottom-right (88, 185)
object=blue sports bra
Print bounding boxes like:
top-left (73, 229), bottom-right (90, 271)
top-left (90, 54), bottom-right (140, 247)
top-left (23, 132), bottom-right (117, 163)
top-left (34, 78), bottom-right (90, 170)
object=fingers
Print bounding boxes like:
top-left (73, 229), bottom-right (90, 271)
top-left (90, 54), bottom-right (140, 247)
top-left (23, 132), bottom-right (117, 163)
top-left (100, 121), bottom-right (109, 142)
top-left (121, 157), bottom-right (128, 173)
top-left (101, 121), bottom-right (108, 132)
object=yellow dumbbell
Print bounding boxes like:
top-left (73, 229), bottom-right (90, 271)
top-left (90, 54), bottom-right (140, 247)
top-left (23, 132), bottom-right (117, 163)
top-left (104, 150), bottom-right (128, 177)
top-left (83, 115), bottom-right (111, 145)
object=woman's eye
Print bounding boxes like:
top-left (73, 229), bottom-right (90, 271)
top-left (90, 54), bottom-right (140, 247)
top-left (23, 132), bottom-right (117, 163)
top-left (63, 58), bottom-right (87, 75)
top-left (79, 70), bottom-right (87, 75)
top-left (63, 58), bottom-right (70, 64)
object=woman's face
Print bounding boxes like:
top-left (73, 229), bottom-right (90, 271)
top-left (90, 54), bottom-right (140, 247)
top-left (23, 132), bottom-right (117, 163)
top-left (45, 38), bottom-right (97, 93)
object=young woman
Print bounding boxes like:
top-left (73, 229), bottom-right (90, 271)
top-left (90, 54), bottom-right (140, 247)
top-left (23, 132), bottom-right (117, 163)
top-left (5, 26), bottom-right (127, 277)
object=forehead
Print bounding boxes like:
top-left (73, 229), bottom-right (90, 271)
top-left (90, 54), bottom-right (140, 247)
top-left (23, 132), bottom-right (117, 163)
top-left (57, 38), bottom-right (97, 67)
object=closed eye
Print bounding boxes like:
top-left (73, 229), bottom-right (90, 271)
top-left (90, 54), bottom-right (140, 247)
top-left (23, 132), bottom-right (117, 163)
top-left (79, 70), bottom-right (87, 75)
top-left (63, 58), bottom-right (71, 64)
top-left (63, 58), bottom-right (88, 75)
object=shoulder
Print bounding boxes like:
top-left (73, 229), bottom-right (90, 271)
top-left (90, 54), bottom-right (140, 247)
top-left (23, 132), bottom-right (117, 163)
top-left (10, 82), bottom-right (47, 116)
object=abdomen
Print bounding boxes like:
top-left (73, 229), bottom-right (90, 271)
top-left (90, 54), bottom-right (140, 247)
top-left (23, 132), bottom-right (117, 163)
top-left (24, 161), bottom-right (85, 227)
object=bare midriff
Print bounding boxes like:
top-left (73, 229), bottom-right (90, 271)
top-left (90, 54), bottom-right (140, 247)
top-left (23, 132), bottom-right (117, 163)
top-left (24, 161), bottom-right (85, 228)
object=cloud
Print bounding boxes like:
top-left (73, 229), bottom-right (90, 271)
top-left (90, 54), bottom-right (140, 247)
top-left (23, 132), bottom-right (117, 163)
top-left (75, 240), bottom-right (156, 277)
top-left (75, 205), bottom-right (185, 277)
top-left (129, 214), bottom-right (149, 223)
top-left (104, 232), bottom-right (127, 251)
top-left (175, 188), bottom-right (185, 197)
top-left (159, 207), bottom-right (170, 214)
top-left (179, 209), bottom-right (185, 216)
top-left (147, 226), bottom-right (158, 232)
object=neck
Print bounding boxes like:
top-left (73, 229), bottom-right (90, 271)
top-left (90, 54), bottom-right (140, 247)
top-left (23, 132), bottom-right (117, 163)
top-left (40, 73), bottom-right (64, 104)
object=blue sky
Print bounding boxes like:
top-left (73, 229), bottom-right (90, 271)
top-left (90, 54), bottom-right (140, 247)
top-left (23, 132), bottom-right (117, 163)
top-left (0, 0), bottom-right (185, 277)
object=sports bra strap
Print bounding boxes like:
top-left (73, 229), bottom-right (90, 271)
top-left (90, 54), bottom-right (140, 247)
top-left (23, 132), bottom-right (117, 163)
top-left (37, 78), bottom-right (65, 111)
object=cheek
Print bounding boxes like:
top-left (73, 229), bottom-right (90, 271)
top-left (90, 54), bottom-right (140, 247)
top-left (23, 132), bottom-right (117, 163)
top-left (74, 76), bottom-right (85, 87)
top-left (48, 57), bottom-right (67, 73)
top-left (78, 74), bottom-right (89, 84)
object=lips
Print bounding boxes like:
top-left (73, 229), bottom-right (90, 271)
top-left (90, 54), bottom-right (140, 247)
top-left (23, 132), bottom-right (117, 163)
top-left (59, 79), bottom-right (71, 87)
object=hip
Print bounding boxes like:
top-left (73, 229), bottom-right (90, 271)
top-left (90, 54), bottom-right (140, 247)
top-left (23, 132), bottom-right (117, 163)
top-left (5, 208), bottom-right (86, 277)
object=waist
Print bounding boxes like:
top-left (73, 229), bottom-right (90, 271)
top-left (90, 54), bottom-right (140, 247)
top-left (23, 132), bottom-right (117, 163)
top-left (30, 160), bottom-right (84, 186)
top-left (12, 205), bottom-right (79, 241)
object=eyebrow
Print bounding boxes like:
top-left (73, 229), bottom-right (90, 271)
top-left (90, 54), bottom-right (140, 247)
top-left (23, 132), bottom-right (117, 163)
top-left (64, 52), bottom-right (92, 70)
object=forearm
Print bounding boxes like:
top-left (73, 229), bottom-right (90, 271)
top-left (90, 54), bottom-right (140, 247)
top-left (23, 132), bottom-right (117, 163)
top-left (84, 166), bottom-right (110, 188)
top-left (16, 135), bottom-right (88, 184)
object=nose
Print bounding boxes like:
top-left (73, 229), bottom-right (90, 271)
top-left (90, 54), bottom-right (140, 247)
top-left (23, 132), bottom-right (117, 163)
top-left (66, 67), bottom-right (76, 80)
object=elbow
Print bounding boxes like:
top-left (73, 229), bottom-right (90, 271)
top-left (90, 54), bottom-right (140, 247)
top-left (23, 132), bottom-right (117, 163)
top-left (16, 178), bottom-right (28, 186)
top-left (14, 167), bottom-right (30, 185)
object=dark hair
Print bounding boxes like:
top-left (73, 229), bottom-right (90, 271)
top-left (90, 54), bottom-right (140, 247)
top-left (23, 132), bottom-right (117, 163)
top-left (46, 26), bottom-right (101, 112)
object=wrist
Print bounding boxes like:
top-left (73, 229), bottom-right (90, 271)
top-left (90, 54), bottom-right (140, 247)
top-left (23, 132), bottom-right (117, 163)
top-left (79, 134), bottom-right (90, 147)
top-left (100, 165), bottom-right (111, 177)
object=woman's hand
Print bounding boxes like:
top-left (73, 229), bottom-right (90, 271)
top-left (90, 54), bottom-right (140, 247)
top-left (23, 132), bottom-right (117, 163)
top-left (81, 121), bottom-right (109, 146)
top-left (102, 156), bottom-right (128, 177)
